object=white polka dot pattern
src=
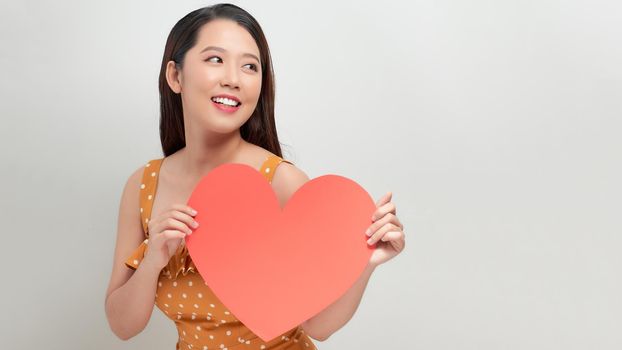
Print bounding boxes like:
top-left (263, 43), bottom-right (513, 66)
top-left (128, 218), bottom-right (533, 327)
top-left (124, 155), bottom-right (314, 349)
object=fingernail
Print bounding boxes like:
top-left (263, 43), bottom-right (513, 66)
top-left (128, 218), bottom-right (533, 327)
top-left (191, 221), bottom-right (199, 228)
top-left (367, 238), bottom-right (373, 245)
top-left (365, 229), bottom-right (371, 236)
top-left (191, 209), bottom-right (198, 215)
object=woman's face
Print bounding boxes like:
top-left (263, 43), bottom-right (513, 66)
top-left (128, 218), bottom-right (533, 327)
top-left (169, 19), bottom-right (262, 135)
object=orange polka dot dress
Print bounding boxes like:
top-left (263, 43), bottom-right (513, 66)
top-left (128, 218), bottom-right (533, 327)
top-left (125, 155), bottom-right (318, 350)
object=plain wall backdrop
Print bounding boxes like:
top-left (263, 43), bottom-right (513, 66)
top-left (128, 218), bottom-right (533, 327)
top-left (1, 0), bottom-right (620, 349)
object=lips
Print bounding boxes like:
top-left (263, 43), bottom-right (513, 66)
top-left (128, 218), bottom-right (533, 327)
top-left (210, 94), bottom-right (241, 107)
top-left (210, 94), bottom-right (241, 113)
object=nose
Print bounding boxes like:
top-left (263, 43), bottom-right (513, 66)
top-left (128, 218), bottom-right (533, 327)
top-left (220, 63), bottom-right (240, 90)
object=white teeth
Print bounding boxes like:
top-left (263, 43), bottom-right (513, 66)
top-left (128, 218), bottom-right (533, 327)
top-left (212, 97), bottom-right (240, 107)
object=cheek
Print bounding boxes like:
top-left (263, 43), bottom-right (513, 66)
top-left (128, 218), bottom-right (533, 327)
top-left (251, 77), bottom-right (262, 99)
top-left (188, 66), bottom-right (219, 89)
top-left (244, 77), bottom-right (262, 104)
top-left (201, 72), bottom-right (221, 89)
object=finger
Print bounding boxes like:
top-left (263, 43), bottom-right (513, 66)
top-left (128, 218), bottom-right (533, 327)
top-left (382, 231), bottom-right (406, 253)
top-left (375, 191), bottom-right (392, 208)
top-left (161, 230), bottom-right (187, 241)
top-left (371, 201), bottom-right (396, 222)
top-left (149, 203), bottom-right (197, 229)
top-left (172, 203), bottom-right (198, 217)
top-left (159, 217), bottom-right (194, 236)
top-left (367, 223), bottom-right (400, 245)
top-left (391, 214), bottom-right (403, 230)
top-left (367, 212), bottom-right (403, 235)
top-left (169, 210), bottom-right (200, 233)
top-left (366, 212), bottom-right (395, 236)
top-left (380, 230), bottom-right (405, 242)
top-left (385, 230), bottom-right (405, 251)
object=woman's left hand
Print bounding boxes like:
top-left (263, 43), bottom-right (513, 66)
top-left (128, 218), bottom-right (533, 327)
top-left (365, 192), bottom-right (406, 267)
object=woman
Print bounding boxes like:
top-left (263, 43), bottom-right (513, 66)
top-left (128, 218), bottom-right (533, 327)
top-left (105, 4), bottom-right (406, 349)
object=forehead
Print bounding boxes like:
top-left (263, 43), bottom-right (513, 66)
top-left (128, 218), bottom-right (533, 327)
top-left (194, 18), bottom-right (260, 57)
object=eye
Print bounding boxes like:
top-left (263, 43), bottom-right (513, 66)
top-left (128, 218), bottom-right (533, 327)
top-left (243, 63), bottom-right (258, 72)
top-left (206, 56), bottom-right (222, 63)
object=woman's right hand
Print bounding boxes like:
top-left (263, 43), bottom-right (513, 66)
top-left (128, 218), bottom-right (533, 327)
top-left (142, 204), bottom-right (199, 270)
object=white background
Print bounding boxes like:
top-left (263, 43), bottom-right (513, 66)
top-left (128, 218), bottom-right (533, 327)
top-left (1, 0), bottom-right (620, 349)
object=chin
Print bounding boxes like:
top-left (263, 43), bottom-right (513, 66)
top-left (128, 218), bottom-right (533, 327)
top-left (202, 116), bottom-right (249, 135)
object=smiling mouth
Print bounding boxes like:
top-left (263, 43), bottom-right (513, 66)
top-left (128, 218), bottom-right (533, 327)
top-left (210, 96), bottom-right (241, 107)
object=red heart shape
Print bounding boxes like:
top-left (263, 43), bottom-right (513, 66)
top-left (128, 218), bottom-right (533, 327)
top-left (185, 163), bottom-right (376, 341)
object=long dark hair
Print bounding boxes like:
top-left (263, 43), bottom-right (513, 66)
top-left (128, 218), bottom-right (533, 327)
top-left (158, 3), bottom-right (284, 157)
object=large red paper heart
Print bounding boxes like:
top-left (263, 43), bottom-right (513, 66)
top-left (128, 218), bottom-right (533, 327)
top-left (185, 163), bottom-right (376, 341)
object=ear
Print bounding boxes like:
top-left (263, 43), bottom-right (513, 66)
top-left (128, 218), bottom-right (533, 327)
top-left (165, 60), bottom-right (183, 94)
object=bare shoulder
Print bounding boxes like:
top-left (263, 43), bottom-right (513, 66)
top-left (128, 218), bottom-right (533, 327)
top-left (271, 161), bottom-right (310, 207)
top-left (242, 142), bottom-right (309, 205)
top-left (122, 164), bottom-right (146, 203)
top-left (128, 164), bottom-right (144, 187)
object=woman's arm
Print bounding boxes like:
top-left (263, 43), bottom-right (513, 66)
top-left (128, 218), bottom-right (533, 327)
top-left (270, 162), bottom-right (376, 341)
top-left (304, 191), bottom-right (406, 340)
top-left (301, 263), bottom-right (375, 341)
top-left (105, 259), bottom-right (162, 340)
top-left (104, 167), bottom-right (159, 340)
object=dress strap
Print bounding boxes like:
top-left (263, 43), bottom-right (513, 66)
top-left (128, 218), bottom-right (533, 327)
top-left (125, 154), bottom-right (294, 275)
top-left (138, 156), bottom-right (289, 235)
top-left (259, 154), bottom-right (294, 184)
top-left (139, 158), bottom-right (164, 236)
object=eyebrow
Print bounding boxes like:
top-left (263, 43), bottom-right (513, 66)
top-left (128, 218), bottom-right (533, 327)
top-left (200, 46), bottom-right (260, 64)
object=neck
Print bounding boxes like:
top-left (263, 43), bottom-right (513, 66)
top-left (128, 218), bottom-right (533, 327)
top-left (179, 128), bottom-right (247, 180)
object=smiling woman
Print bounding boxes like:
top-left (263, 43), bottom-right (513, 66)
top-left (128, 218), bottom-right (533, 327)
top-left (104, 3), bottom-right (320, 350)
top-left (158, 5), bottom-right (280, 156)
top-left (105, 2), bottom-right (406, 349)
